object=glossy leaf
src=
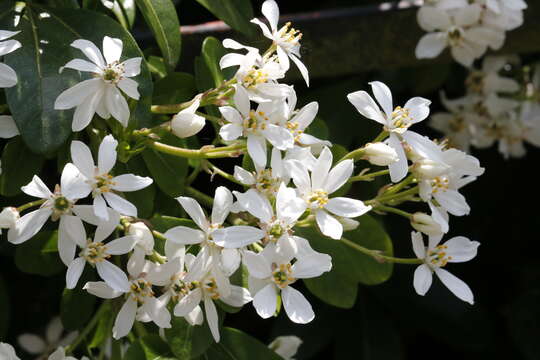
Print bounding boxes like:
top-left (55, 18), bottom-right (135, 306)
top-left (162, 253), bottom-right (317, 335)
top-left (15, 231), bottom-right (64, 276)
top-left (134, 0), bottom-right (181, 71)
top-left (153, 72), bottom-right (197, 105)
top-left (195, 0), bottom-right (255, 36)
top-left (165, 316), bottom-right (215, 359)
top-left (204, 327), bottom-right (281, 360)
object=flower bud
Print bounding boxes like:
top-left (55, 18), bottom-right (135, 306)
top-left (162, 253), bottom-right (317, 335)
top-left (171, 97), bottom-right (205, 138)
top-left (411, 212), bottom-right (443, 236)
top-left (0, 207), bottom-right (19, 233)
top-left (362, 142), bottom-right (398, 166)
top-left (337, 217), bottom-right (359, 231)
top-left (128, 221), bottom-right (154, 255)
top-left (413, 159), bottom-right (449, 179)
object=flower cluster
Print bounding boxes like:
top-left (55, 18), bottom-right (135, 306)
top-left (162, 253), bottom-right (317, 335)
top-left (415, 0), bottom-right (527, 67)
top-left (0, 0), bottom-right (488, 357)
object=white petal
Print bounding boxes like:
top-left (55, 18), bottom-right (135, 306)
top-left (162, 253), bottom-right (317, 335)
top-left (72, 88), bottom-right (103, 131)
top-left (113, 298), bottom-right (138, 339)
top-left (212, 186), bottom-right (233, 225)
top-left (262, 0), bottom-right (280, 31)
top-left (454, 4), bottom-right (481, 27)
top-left (285, 160), bottom-right (311, 192)
top-left (324, 197), bottom-right (371, 218)
top-left (117, 78), bottom-right (140, 100)
top-left (253, 283), bottom-right (277, 319)
top-left (0, 30), bottom-right (20, 41)
top-left (83, 281), bottom-right (122, 299)
top-left (234, 189), bottom-right (273, 223)
top-left (276, 184), bottom-right (307, 225)
top-left (347, 90), bottom-right (386, 124)
top-left (61, 163), bottom-right (92, 200)
top-left (127, 248), bottom-right (146, 278)
top-left (164, 226), bottom-right (205, 245)
top-left (0, 115), bottom-right (19, 138)
top-left (21, 175), bottom-right (52, 199)
top-left (105, 85), bottom-right (130, 127)
top-left (435, 190), bottom-right (470, 216)
top-left (0, 39), bottom-right (21, 56)
top-left (106, 236), bottom-right (137, 255)
top-left (96, 260), bottom-right (130, 292)
top-left (290, 54), bottom-right (309, 87)
top-left (0, 62), bottom-right (17, 88)
top-left (17, 334), bottom-right (46, 354)
top-left (8, 208), bottom-right (52, 245)
top-left (66, 257), bottom-right (86, 289)
top-left (142, 296), bottom-right (171, 329)
top-left (434, 268), bottom-right (474, 304)
top-left (443, 236), bottom-right (480, 263)
top-left (247, 134), bottom-right (268, 168)
top-left (311, 147), bottom-right (332, 190)
top-left (262, 124), bottom-right (294, 150)
top-left (219, 123), bottom-right (243, 141)
top-left (103, 192), bottom-right (137, 217)
top-left (221, 248), bottom-right (241, 276)
top-left (415, 33), bottom-right (447, 59)
top-left (282, 286), bottom-right (314, 324)
top-left (54, 78), bottom-right (102, 110)
top-left (103, 36), bottom-right (123, 64)
top-left (250, 18), bottom-right (273, 39)
top-left (324, 159), bottom-right (353, 194)
top-left (71, 39), bottom-right (106, 68)
top-left (70, 140), bottom-right (96, 179)
top-left (411, 231), bottom-right (425, 259)
top-left (174, 288), bottom-right (203, 316)
top-left (122, 57), bottom-right (142, 77)
top-left (242, 250), bottom-right (272, 278)
top-left (45, 317), bottom-right (64, 344)
top-left (369, 81), bottom-right (393, 119)
top-left (212, 226), bottom-right (265, 248)
top-left (291, 253), bottom-right (332, 278)
top-left (61, 59), bottom-right (101, 74)
top-left (221, 285), bottom-right (252, 307)
top-left (111, 174), bottom-right (152, 192)
top-left (413, 264), bottom-right (433, 296)
top-left (417, 6), bottom-right (451, 31)
top-left (204, 296), bottom-right (220, 342)
top-left (387, 133), bottom-right (408, 183)
top-left (233, 84), bottom-right (251, 117)
top-left (315, 210), bottom-right (342, 240)
top-left (234, 166), bottom-right (255, 185)
top-left (176, 196), bottom-right (209, 231)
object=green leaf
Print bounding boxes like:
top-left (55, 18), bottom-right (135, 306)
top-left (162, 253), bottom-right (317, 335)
top-left (142, 133), bottom-right (188, 197)
top-left (150, 215), bottom-right (197, 232)
top-left (204, 327), bottom-right (281, 360)
top-left (60, 269), bottom-right (97, 330)
top-left (0, 137), bottom-right (45, 197)
top-left (15, 231), bottom-right (64, 276)
top-left (134, 0), bottom-right (181, 70)
top-left (201, 37), bottom-right (227, 88)
top-left (0, 275), bottom-right (10, 339)
top-left (153, 72), bottom-right (197, 105)
top-left (195, 0), bottom-right (255, 36)
top-left (343, 215), bottom-right (394, 285)
top-left (140, 334), bottom-right (176, 360)
top-left (88, 303), bottom-right (114, 350)
top-left (1, 4), bottom-right (153, 153)
top-left (306, 116), bottom-right (329, 141)
top-left (124, 341), bottom-right (146, 360)
top-left (165, 316), bottom-right (216, 359)
top-left (296, 225), bottom-right (359, 309)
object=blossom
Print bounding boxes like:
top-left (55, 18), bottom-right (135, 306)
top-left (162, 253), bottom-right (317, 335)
top-left (268, 336), bottom-right (302, 360)
top-left (219, 84), bottom-right (294, 167)
top-left (286, 147), bottom-right (371, 239)
top-left (411, 231), bottom-right (479, 304)
top-left (54, 36), bottom-right (142, 131)
top-left (250, 0), bottom-right (309, 86)
top-left (0, 207), bottom-right (19, 235)
top-left (0, 342), bottom-right (21, 360)
top-left (465, 56), bottom-right (520, 95)
top-left (17, 317), bottom-right (77, 359)
top-left (0, 30), bottom-right (21, 88)
top-left (347, 81), bottom-right (431, 182)
top-left (0, 115), bottom-right (19, 138)
top-left (361, 142), bottom-right (398, 166)
top-left (69, 135), bottom-right (153, 221)
top-left (64, 215), bottom-right (136, 291)
top-left (245, 243), bottom-right (331, 323)
top-left (410, 212), bottom-right (444, 236)
top-left (171, 96), bottom-right (206, 138)
top-left (415, 4), bottom-right (504, 67)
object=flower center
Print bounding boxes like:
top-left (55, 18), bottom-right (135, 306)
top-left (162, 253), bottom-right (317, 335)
top-left (447, 27), bottom-right (463, 46)
top-left (52, 195), bottom-right (73, 218)
top-left (277, 22), bottom-right (302, 48)
top-left (449, 116), bottom-right (466, 132)
top-left (272, 263), bottom-right (294, 288)
top-left (130, 279), bottom-right (154, 304)
top-left (286, 121), bottom-right (304, 142)
top-left (466, 71), bottom-right (484, 93)
top-left (307, 189), bottom-right (329, 209)
top-left (390, 106), bottom-right (413, 130)
top-left (101, 61), bottom-right (124, 84)
top-left (427, 244), bottom-right (453, 268)
top-left (243, 110), bottom-right (268, 134)
top-left (430, 176), bottom-right (449, 193)
top-left (242, 68), bottom-right (269, 89)
top-left (92, 174), bottom-right (115, 196)
top-left (82, 242), bottom-right (110, 264)
top-left (170, 278), bottom-right (194, 302)
top-left (255, 169), bottom-right (279, 195)
top-left (203, 277), bottom-right (220, 300)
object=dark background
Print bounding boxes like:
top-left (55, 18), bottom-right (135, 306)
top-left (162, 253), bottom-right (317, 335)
top-left (1, 0), bottom-right (540, 359)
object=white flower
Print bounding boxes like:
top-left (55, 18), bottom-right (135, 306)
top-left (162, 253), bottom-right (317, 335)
top-left (268, 336), bottom-right (302, 360)
top-left (0, 115), bottom-right (19, 138)
top-left (219, 84), bottom-right (294, 168)
top-left (411, 231), bottom-right (479, 304)
top-left (250, 0), bottom-right (309, 86)
top-left (244, 243), bottom-right (331, 324)
top-left (481, 0), bottom-right (527, 31)
top-left (64, 215), bottom-right (136, 291)
top-left (0, 30), bottom-right (21, 88)
top-left (466, 56), bottom-right (520, 95)
top-left (410, 212), bottom-right (444, 236)
top-left (285, 101), bottom-right (330, 148)
top-left (347, 81), bottom-right (431, 182)
top-left (415, 4), bottom-right (504, 67)
top-left (362, 142), bottom-right (398, 166)
top-left (0, 207), bottom-right (19, 234)
top-left (0, 342), bottom-right (21, 360)
top-left (171, 96), bottom-right (206, 138)
top-left (54, 36), bottom-right (142, 131)
top-left (69, 135), bottom-right (153, 221)
top-left (84, 261), bottom-right (172, 339)
top-left (286, 147), bottom-right (371, 239)
top-left (18, 317), bottom-right (78, 359)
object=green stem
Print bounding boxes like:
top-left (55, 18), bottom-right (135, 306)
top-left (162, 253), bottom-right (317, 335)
top-left (341, 148), bottom-right (365, 161)
top-left (348, 169), bottom-right (390, 182)
top-left (149, 141), bottom-right (245, 159)
top-left (372, 130), bottom-right (389, 143)
top-left (206, 161), bottom-right (243, 185)
top-left (186, 186), bottom-right (214, 208)
top-left (16, 199), bottom-right (46, 212)
top-left (65, 301), bottom-right (110, 355)
top-left (341, 238), bottom-right (422, 264)
top-left (373, 205), bottom-right (412, 219)
top-left (366, 186), bottom-right (419, 205)
top-left (384, 174), bottom-right (415, 195)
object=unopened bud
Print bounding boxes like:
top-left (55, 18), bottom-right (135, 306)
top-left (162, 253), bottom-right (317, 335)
top-left (0, 207), bottom-right (19, 234)
top-left (411, 212), bottom-right (443, 236)
top-left (338, 217), bottom-right (359, 231)
top-left (413, 159), bottom-right (449, 179)
top-left (128, 222), bottom-right (155, 255)
top-left (171, 97), bottom-right (205, 138)
top-left (362, 142), bottom-right (398, 166)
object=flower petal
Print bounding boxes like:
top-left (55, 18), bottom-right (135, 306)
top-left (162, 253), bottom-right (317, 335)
top-left (106, 235), bottom-right (137, 255)
top-left (71, 87), bottom-right (104, 131)
top-left (413, 264), bottom-right (433, 296)
top-left (369, 81), bottom-right (393, 119)
top-left (387, 133), bottom-right (408, 183)
top-left (61, 163), bottom-right (92, 200)
top-left (347, 90), bottom-right (386, 125)
top-left (83, 281), bottom-right (122, 299)
top-left (262, 0), bottom-right (280, 31)
top-left (117, 78), bottom-right (140, 100)
top-left (174, 288), bottom-right (202, 316)
top-left (291, 253), bottom-right (332, 279)
top-left (315, 210), bottom-right (342, 240)
top-left (212, 186), bottom-right (233, 225)
top-left (0, 115), bottom-right (19, 138)
top-left (17, 334), bottom-right (46, 354)
top-left (54, 78), bottom-right (102, 110)
top-left (204, 296), bottom-right (220, 342)
top-left (234, 189), bottom-right (273, 223)
top-left (444, 236), bottom-right (480, 263)
top-left (253, 283), bottom-right (277, 319)
top-left (176, 196), bottom-right (209, 231)
top-left (247, 134), bottom-right (268, 168)
top-left (415, 33), bottom-right (447, 59)
top-left (66, 257), bottom-right (86, 289)
top-left (324, 197), bottom-right (371, 218)
top-left (164, 226), bottom-right (205, 245)
top-left (103, 192), bottom-right (137, 217)
top-left (411, 231), bottom-right (425, 259)
top-left (282, 286), bottom-right (314, 324)
top-left (212, 226), bottom-right (265, 248)
top-left (113, 298), bottom-right (137, 339)
top-left (111, 174), bottom-right (152, 192)
top-left (105, 85), bottom-right (130, 127)
top-left (103, 36), bottom-right (123, 64)
top-left (122, 57), bottom-right (142, 77)
top-left (96, 260), bottom-right (130, 292)
top-left (434, 268), bottom-right (474, 304)
top-left (21, 175), bottom-right (52, 199)
top-left (8, 208), bottom-right (52, 245)
top-left (71, 39), bottom-right (106, 68)
top-left (324, 159), bottom-right (353, 194)
top-left (70, 140), bottom-right (95, 179)
top-left (242, 250), bottom-right (272, 279)
top-left (61, 58), bottom-right (101, 74)
top-left (0, 62), bottom-right (17, 88)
